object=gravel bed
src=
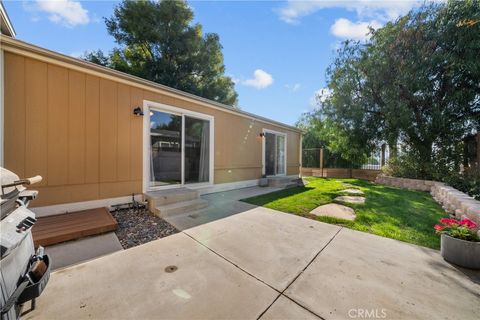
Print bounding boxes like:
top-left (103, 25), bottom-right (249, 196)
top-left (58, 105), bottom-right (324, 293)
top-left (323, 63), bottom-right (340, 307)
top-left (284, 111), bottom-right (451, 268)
top-left (111, 207), bottom-right (179, 249)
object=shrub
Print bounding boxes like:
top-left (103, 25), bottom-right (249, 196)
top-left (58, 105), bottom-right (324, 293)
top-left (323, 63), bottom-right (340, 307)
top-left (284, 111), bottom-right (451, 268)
top-left (443, 167), bottom-right (480, 200)
top-left (382, 155), bottom-right (435, 180)
top-left (384, 156), bottom-right (480, 200)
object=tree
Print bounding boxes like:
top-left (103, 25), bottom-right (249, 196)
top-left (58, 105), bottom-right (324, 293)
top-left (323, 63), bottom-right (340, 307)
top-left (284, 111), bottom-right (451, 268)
top-left (84, 0), bottom-right (238, 106)
top-left (296, 110), bottom-right (369, 168)
top-left (312, 0), bottom-right (480, 179)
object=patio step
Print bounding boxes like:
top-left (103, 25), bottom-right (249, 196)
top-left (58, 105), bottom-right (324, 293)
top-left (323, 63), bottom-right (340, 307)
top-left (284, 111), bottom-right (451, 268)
top-left (284, 182), bottom-right (300, 189)
top-left (145, 188), bottom-right (199, 212)
top-left (154, 199), bottom-right (209, 218)
top-left (268, 177), bottom-right (303, 188)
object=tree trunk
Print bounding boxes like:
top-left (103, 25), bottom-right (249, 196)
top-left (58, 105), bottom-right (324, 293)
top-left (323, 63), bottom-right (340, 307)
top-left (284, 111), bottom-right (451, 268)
top-left (416, 141), bottom-right (434, 179)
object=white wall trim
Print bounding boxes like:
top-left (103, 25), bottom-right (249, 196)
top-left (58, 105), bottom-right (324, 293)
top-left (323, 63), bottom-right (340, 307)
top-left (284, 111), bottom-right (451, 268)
top-left (31, 195), bottom-right (144, 217)
top-left (31, 176), bottom-right (301, 217)
top-left (299, 135), bottom-right (303, 177)
top-left (0, 2), bottom-right (16, 37)
top-left (0, 48), bottom-right (4, 167)
top-left (142, 100), bottom-right (215, 193)
top-left (194, 179), bottom-right (260, 195)
top-left (195, 175), bottom-right (299, 195)
top-left (262, 128), bottom-right (287, 176)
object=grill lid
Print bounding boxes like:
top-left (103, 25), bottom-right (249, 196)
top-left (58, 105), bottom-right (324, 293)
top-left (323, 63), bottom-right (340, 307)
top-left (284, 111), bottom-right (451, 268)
top-left (1, 168), bottom-right (25, 220)
top-left (1, 167), bottom-right (26, 196)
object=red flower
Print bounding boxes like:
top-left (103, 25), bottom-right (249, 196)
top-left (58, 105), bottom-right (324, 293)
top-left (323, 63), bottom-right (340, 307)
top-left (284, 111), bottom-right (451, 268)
top-left (459, 218), bottom-right (477, 229)
top-left (439, 218), bottom-right (458, 226)
top-left (435, 216), bottom-right (479, 241)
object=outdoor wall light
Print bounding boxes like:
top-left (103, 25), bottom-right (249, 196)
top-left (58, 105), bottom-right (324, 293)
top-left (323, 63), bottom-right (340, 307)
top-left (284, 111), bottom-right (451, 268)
top-left (259, 132), bottom-right (265, 137)
top-left (133, 107), bottom-right (144, 116)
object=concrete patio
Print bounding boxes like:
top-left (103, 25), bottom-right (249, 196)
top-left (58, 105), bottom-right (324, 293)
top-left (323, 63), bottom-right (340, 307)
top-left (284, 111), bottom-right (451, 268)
top-left (163, 186), bottom-right (284, 230)
top-left (25, 206), bottom-right (479, 320)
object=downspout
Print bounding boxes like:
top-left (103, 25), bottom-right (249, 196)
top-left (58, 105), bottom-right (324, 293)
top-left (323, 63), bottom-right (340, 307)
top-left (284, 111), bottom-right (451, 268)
top-left (299, 135), bottom-right (302, 178)
top-left (0, 47), bottom-right (4, 167)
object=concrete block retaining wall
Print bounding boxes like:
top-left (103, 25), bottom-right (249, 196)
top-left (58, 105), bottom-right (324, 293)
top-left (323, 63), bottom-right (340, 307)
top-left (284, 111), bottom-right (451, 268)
top-left (301, 168), bottom-right (381, 181)
top-left (376, 175), bottom-right (480, 236)
top-left (375, 175), bottom-right (435, 192)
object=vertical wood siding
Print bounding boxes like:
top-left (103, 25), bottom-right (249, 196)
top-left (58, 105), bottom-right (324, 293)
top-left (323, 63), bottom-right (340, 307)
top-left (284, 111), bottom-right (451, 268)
top-left (4, 52), bottom-right (300, 207)
top-left (47, 64), bottom-right (68, 186)
top-left (25, 58), bottom-right (48, 187)
top-left (68, 70), bottom-right (86, 185)
top-left (4, 53), bottom-right (25, 178)
top-left (84, 75), bottom-right (100, 183)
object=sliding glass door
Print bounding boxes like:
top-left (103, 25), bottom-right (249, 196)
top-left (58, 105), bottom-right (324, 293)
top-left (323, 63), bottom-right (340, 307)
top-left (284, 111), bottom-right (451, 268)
top-left (264, 131), bottom-right (286, 176)
top-left (276, 135), bottom-right (286, 175)
top-left (265, 133), bottom-right (276, 176)
top-left (149, 108), bottom-right (212, 189)
top-left (150, 111), bottom-right (182, 186)
top-left (184, 116), bottom-right (210, 183)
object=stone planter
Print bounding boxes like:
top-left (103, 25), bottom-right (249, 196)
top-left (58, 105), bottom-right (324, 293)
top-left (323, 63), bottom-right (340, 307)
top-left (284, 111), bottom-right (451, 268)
top-left (440, 234), bottom-right (480, 269)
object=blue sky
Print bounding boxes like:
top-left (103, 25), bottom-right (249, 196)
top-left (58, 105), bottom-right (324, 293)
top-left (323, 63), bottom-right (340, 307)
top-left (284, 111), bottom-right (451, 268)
top-left (4, 0), bottom-right (422, 125)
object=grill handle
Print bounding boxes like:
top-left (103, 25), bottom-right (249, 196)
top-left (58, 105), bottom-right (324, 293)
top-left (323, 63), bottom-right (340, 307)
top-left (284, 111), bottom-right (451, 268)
top-left (2, 175), bottom-right (42, 189)
top-left (26, 176), bottom-right (42, 185)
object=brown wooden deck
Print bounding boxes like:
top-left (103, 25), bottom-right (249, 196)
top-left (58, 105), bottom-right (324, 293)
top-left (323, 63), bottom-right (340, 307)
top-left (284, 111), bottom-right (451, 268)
top-left (32, 208), bottom-right (118, 247)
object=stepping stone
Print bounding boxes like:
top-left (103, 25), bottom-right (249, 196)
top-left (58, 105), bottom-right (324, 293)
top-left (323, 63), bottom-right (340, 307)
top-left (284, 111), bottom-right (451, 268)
top-left (310, 203), bottom-right (356, 221)
top-left (339, 188), bottom-right (364, 195)
top-left (334, 196), bottom-right (365, 204)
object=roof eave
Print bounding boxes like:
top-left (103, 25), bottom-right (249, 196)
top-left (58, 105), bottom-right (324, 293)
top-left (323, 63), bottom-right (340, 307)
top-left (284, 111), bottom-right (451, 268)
top-left (0, 2), bottom-right (16, 37)
top-left (0, 35), bottom-right (301, 133)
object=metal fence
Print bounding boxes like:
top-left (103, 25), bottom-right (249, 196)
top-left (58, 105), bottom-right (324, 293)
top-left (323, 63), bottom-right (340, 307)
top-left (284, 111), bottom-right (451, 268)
top-left (302, 146), bottom-right (389, 170)
top-left (302, 149), bottom-right (321, 168)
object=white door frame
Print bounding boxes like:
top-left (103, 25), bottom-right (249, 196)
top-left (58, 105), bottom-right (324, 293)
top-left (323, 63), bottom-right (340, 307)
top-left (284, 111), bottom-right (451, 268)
top-left (143, 100), bottom-right (214, 192)
top-left (262, 128), bottom-right (287, 177)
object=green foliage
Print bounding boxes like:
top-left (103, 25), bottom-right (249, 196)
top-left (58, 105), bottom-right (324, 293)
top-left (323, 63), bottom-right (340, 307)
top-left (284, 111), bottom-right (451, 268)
top-left (382, 156), bottom-right (425, 180)
top-left (242, 178), bottom-right (446, 249)
top-left (446, 226), bottom-right (479, 241)
top-left (306, 1), bottom-right (480, 179)
top-left (443, 167), bottom-right (480, 200)
top-left (84, 0), bottom-right (238, 106)
top-left (296, 110), bottom-right (366, 166)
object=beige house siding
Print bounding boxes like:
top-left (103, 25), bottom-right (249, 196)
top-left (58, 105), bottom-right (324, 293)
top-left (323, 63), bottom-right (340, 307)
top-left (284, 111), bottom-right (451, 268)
top-left (3, 50), bottom-right (301, 207)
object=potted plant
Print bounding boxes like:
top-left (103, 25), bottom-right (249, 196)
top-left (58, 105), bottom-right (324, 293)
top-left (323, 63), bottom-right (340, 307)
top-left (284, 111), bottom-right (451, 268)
top-left (435, 218), bottom-right (480, 269)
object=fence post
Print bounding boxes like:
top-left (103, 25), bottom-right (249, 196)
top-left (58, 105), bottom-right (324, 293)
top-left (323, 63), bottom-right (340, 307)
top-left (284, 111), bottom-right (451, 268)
top-left (381, 143), bottom-right (386, 167)
top-left (348, 159), bottom-right (352, 178)
top-left (319, 147), bottom-right (324, 177)
top-left (299, 136), bottom-right (303, 177)
top-left (477, 133), bottom-right (480, 167)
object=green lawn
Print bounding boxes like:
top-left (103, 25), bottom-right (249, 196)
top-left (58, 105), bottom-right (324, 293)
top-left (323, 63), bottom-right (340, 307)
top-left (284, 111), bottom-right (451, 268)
top-left (242, 177), bottom-right (447, 249)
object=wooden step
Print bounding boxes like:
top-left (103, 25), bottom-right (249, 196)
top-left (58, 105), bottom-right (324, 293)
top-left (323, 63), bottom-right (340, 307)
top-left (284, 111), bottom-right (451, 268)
top-left (32, 208), bottom-right (118, 247)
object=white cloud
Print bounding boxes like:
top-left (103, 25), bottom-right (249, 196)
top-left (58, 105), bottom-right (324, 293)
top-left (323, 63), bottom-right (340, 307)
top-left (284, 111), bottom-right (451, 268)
top-left (277, 0), bottom-right (424, 25)
top-left (242, 69), bottom-right (274, 89)
top-left (285, 83), bottom-right (301, 92)
top-left (229, 75), bottom-right (240, 84)
top-left (35, 0), bottom-right (90, 27)
top-left (330, 18), bottom-right (382, 40)
top-left (277, 1), bottom-right (328, 24)
top-left (310, 87), bottom-right (332, 107)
